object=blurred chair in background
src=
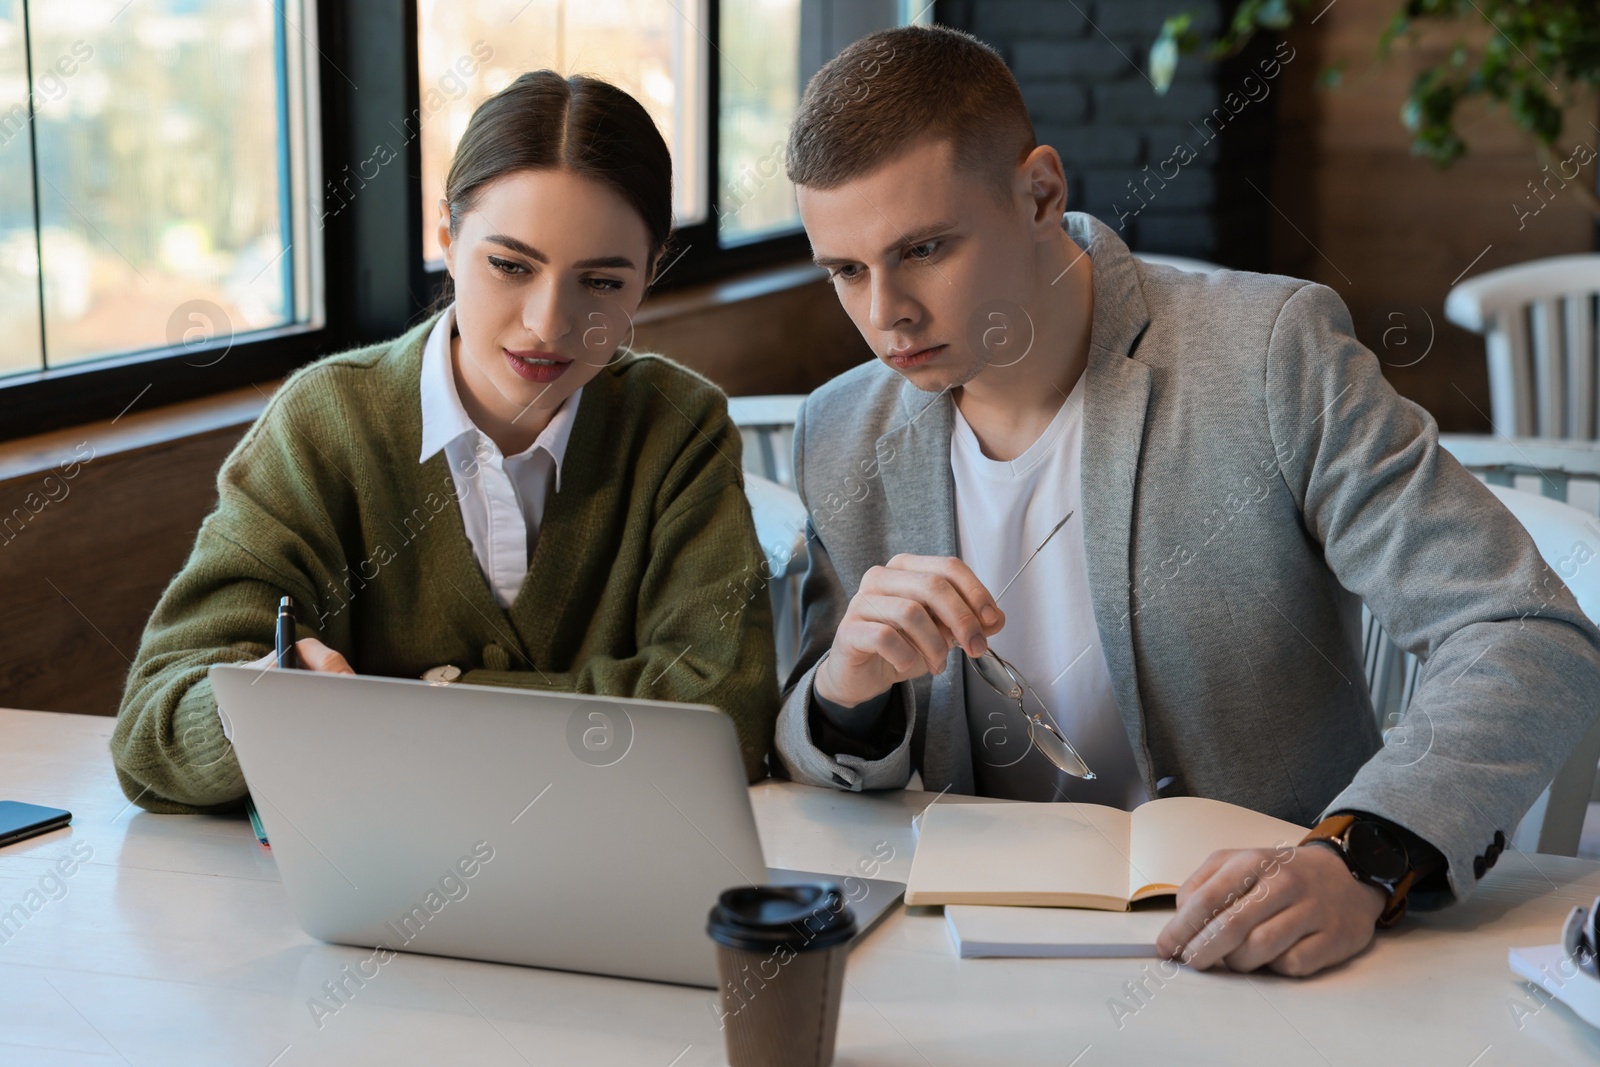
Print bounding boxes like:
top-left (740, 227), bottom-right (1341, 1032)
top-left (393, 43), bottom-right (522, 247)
top-left (727, 395), bottom-right (806, 490)
top-left (729, 395), bottom-right (808, 680)
top-left (1446, 254), bottom-right (1600, 440)
top-left (1440, 432), bottom-right (1600, 515)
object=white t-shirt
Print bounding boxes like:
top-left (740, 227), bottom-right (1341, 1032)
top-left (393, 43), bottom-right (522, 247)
top-left (950, 373), bottom-right (1149, 810)
top-left (418, 304), bottom-right (583, 609)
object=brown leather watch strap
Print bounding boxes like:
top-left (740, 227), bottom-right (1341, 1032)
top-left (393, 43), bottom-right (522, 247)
top-left (1300, 815), bottom-right (1414, 928)
top-left (1376, 870), bottom-right (1416, 928)
top-left (1302, 814), bottom-right (1356, 843)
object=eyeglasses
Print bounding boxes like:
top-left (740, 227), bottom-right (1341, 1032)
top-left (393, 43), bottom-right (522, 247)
top-left (970, 509), bottom-right (1095, 780)
top-left (971, 650), bottom-right (1095, 779)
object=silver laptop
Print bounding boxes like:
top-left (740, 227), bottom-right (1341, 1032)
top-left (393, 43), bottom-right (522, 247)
top-left (208, 664), bottom-right (903, 987)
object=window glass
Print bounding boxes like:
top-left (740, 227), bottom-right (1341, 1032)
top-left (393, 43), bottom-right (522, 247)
top-left (718, 0), bottom-right (801, 243)
top-left (418, 0), bottom-right (707, 266)
top-left (27, 0), bottom-right (294, 369)
top-left (0, 0), bottom-right (41, 376)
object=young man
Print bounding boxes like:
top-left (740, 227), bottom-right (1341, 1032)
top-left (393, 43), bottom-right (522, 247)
top-left (775, 25), bottom-right (1600, 977)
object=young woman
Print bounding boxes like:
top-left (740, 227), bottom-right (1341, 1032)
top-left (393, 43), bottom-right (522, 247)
top-left (111, 72), bottom-right (779, 811)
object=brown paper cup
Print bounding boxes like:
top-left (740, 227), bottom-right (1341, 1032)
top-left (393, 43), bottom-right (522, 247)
top-left (715, 940), bottom-right (848, 1067)
top-left (708, 883), bottom-right (857, 1067)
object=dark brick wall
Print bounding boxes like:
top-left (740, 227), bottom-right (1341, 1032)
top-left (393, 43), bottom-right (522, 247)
top-left (938, 0), bottom-right (1276, 268)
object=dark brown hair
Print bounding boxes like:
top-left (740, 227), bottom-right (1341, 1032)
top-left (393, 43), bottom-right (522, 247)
top-left (437, 70), bottom-right (673, 304)
top-left (786, 26), bottom-right (1036, 200)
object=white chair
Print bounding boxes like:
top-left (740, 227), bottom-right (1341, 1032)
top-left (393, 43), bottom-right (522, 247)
top-left (1440, 432), bottom-right (1600, 515)
top-left (1134, 252), bottom-right (1224, 275)
top-left (727, 394), bottom-right (806, 490)
top-left (729, 392), bottom-right (809, 679)
top-left (1445, 254), bottom-right (1600, 439)
top-left (1363, 483), bottom-right (1600, 855)
top-left (742, 472), bottom-right (807, 681)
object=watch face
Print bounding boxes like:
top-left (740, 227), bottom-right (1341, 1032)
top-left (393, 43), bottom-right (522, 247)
top-left (1347, 821), bottom-right (1409, 883)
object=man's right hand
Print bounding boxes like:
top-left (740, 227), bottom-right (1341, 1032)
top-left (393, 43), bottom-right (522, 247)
top-left (813, 553), bottom-right (1005, 708)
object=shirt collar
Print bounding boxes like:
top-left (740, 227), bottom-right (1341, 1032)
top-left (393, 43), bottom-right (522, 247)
top-left (419, 304), bottom-right (477, 464)
top-left (418, 303), bottom-right (583, 488)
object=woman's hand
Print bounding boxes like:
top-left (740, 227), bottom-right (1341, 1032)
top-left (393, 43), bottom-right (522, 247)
top-left (244, 637), bottom-right (355, 674)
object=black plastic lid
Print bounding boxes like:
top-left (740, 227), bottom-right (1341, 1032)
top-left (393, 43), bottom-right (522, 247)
top-left (706, 882), bottom-right (857, 953)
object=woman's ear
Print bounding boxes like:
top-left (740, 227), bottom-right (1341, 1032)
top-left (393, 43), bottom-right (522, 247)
top-left (437, 198), bottom-right (456, 273)
top-left (644, 243), bottom-right (668, 291)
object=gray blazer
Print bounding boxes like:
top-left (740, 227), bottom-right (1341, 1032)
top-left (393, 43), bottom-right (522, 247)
top-left (773, 211), bottom-right (1600, 902)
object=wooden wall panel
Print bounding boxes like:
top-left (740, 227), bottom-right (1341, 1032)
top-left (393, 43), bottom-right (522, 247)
top-left (0, 424), bottom-right (251, 716)
top-left (1272, 1), bottom-right (1598, 431)
top-left (633, 266), bottom-right (873, 396)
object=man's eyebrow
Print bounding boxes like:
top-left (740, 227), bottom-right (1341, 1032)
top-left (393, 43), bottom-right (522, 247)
top-left (811, 221), bottom-right (958, 269)
top-left (484, 234), bottom-right (636, 270)
top-left (889, 222), bottom-right (957, 254)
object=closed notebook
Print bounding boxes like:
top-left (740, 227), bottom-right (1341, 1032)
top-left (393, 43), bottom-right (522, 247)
top-left (904, 796), bottom-right (1307, 910)
top-left (945, 904), bottom-right (1172, 958)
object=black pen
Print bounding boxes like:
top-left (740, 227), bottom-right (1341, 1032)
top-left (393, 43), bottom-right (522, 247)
top-left (275, 595), bottom-right (299, 669)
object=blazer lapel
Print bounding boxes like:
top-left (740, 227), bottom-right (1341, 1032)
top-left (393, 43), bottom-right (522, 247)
top-left (874, 382), bottom-right (974, 793)
top-left (1069, 211), bottom-right (1158, 794)
top-left (1082, 347), bottom-right (1155, 790)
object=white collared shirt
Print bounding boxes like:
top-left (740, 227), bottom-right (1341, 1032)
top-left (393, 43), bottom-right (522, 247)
top-left (419, 304), bottom-right (582, 609)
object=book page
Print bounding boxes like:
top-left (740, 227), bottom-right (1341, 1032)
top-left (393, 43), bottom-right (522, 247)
top-left (1127, 797), bottom-right (1308, 899)
top-left (905, 801), bottom-right (1134, 909)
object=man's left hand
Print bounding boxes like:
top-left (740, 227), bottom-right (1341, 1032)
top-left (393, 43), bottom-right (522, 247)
top-left (1153, 844), bottom-right (1388, 977)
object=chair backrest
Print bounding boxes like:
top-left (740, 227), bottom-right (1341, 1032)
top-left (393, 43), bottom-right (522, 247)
top-left (727, 394), bottom-right (806, 490)
top-left (1440, 433), bottom-right (1600, 516)
top-left (1445, 254), bottom-right (1600, 439)
top-left (1362, 484), bottom-right (1600, 855)
top-left (740, 473), bottom-right (808, 682)
top-left (728, 396), bottom-right (809, 678)
top-left (743, 472), bottom-right (807, 582)
top-left (1486, 485), bottom-right (1600, 621)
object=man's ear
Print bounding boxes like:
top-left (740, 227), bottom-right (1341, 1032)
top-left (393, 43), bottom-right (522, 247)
top-left (1019, 145), bottom-right (1068, 235)
top-left (436, 198), bottom-right (455, 273)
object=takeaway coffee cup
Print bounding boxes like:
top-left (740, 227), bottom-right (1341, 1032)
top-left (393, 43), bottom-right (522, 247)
top-left (706, 882), bottom-right (857, 1067)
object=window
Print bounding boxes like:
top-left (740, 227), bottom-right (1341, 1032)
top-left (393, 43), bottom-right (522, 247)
top-left (718, 0), bottom-right (802, 243)
top-left (0, 0), bottom-right (320, 381)
top-left (416, 0), bottom-right (708, 266)
top-left (416, 0), bottom-right (929, 284)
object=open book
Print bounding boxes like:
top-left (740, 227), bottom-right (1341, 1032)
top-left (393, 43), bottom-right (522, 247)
top-left (905, 796), bottom-right (1308, 911)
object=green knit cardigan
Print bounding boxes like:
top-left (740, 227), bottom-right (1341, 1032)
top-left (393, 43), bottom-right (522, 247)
top-left (111, 313), bottom-right (779, 812)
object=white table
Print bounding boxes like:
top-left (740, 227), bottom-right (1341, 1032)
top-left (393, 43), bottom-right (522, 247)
top-left (4, 707), bottom-right (1600, 1066)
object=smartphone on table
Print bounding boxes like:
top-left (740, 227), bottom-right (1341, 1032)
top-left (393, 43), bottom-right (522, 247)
top-left (0, 801), bottom-right (72, 849)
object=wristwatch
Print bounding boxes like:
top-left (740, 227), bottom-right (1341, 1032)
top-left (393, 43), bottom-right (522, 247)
top-left (1300, 814), bottom-right (1416, 928)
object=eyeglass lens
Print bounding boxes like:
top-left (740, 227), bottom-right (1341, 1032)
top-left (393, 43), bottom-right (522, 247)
top-left (971, 651), bottom-right (1094, 779)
